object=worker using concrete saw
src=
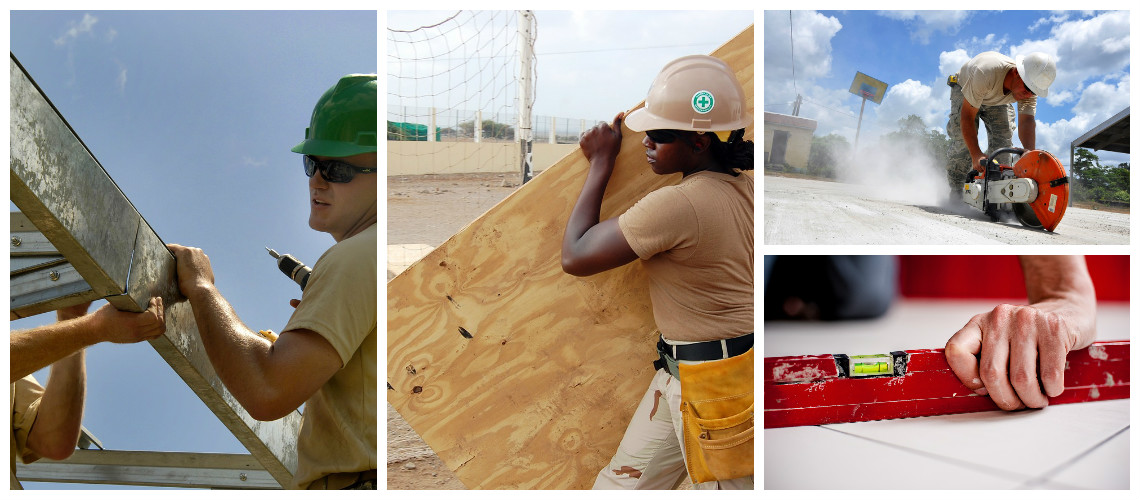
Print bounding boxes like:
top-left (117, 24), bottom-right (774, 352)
top-left (166, 74), bottom-right (376, 489)
top-left (946, 51), bottom-right (1057, 192)
top-left (562, 55), bottom-right (753, 489)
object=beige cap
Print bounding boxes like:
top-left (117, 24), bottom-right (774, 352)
top-left (625, 55), bottom-right (751, 133)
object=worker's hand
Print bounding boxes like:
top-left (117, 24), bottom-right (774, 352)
top-left (56, 301), bottom-right (93, 321)
top-left (167, 244), bottom-right (217, 299)
top-left (580, 112), bottom-right (624, 168)
top-left (945, 299), bottom-right (1095, 411)
top-left (972, 154), bottom-right (988, 175)
top-left (91, 297), bottom-right (166, 344)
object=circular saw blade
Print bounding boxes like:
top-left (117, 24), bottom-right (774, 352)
top-left (1014, 202), bottom-right (1043, 229)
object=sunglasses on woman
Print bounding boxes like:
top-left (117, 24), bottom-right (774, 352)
top-left (304, 155), bottom-right (377, 183)
top-left (644, 129), bottom-right (688, 144)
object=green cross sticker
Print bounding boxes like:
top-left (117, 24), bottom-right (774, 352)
top-left (692, 90), bottom-right (714, 114)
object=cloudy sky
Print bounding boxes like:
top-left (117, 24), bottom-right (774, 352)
top-left (764, 10), bottom-right (1130, 167)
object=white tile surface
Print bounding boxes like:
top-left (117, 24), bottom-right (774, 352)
top-left (765, 425), bottom-right (1024, 489)
top-left (1037, 427), bottom-right (1130, 489)
top-left (764, 300), bottom-right (1130, 489)
top-left (822, 400), bottom-right (1128, 482)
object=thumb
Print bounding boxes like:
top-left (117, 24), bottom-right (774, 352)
top-left (945, 316), bottom-right (986, 395)
top-left (289, 299), bottom-right (301, 309)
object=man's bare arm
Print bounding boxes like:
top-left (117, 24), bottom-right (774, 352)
top-left (26, 351), bottom-right (86, 460)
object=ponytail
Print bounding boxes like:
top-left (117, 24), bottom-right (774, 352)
top-left (708, 129), bottom-right (754, 175)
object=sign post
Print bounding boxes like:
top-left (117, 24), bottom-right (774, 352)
top-left (848, 71), bottom-right (888, 151)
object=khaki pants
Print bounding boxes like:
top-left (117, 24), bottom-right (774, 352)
top-left (591, 369), bottom-right (754, 490)
top-left (946, 83), bottom-right (1016, 189)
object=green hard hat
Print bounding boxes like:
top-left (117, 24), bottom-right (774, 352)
top-left (291, 74), bottom-right (377, 157)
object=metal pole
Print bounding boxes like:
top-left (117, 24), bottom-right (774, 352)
top-left (854, 96), bottom-right (867, 151)
top-left (429, 107), bottom-right (437, 142)
top-left (475, 110), bottom-right (482, 143)
top-left (517, 10), bottom-right (535, 183)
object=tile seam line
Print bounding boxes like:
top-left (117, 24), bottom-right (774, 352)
top-left (1016, 424), bottom-right (1130, 489)
top-left (818, 424), bottom-right (1038, 484)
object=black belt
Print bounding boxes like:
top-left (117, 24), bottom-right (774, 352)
top-left (657, 333), bottom-right (753, 362)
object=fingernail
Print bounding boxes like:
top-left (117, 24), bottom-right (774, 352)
top-left (975, 387), bottom-right (988, 396)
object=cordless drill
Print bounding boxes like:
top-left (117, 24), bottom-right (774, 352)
top-left (266, 247), bottom-right (312, 291)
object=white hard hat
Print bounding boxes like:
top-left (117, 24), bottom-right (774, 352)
top-left (1016, 52), bottom-right (1057, 98)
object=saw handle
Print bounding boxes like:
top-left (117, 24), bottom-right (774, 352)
top-left (979, 147), bottom-right (1026, 171)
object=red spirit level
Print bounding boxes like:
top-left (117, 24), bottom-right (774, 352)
top-left (765, 341), bottom-right (1129, 428)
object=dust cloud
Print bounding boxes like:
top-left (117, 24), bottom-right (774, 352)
top-left (836, 141), bottom-right (954, 209)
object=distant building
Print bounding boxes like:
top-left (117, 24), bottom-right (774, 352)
top-left (764, 112), bottom-right (817, 170)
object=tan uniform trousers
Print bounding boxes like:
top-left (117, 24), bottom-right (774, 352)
top-left (591, 369), bottom-right (754, 490)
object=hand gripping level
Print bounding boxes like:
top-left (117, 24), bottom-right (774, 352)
top-left (764, 341), bottom-right (1129, 428)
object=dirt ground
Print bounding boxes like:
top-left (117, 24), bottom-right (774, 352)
top-left (386, 172), bottom-right (521, 489)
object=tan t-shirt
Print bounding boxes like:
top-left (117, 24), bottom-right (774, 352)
top-left (618, 171), bottom-right (754, 342)
top-left (284, 224), bottom-right (377, 489)
top-left (958, 51), bottom-right (1037, 116)
top-left (10, 376), bottom-right (44, 490)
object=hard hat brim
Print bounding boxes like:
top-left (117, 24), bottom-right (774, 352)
top-left (625, 106), bottom-right (752, 133)
top-left (291, 138), bottom-right (377, 157)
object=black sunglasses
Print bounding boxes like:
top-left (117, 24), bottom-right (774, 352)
top-left (645, 129), bottom-right (687, 144)
top-left (304, 155), bottom-right (376, 183)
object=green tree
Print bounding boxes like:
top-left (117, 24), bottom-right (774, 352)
top-left (1072, 149), bottom-right (1130, 205)
top-left (807, 133), bottom-right (850, 178)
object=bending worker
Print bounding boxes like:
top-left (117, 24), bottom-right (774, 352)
top-left (946, 51), bottom-right (1056, 192)
top-left (563, 55), bottom-right (754, 489)
top-left (167, 74), bottom-right (377, 490)
top-left (12, 299), bottom-right (166, 489)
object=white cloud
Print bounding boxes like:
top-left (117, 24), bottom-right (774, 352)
top-left (877, 11), bottom-right (971, 45)
top-left (116, 66), bottom-right (127, 94)
top-left (243, 156), bottom-right (269, 168)
top-left (954, 33), bottom-right (1009, 56)
top-left (54, 13), bottom-right (98, 46)
top-left (764, 10), bottom-right (844, 130)
top-left (1011, 11), bottom-right (1129, 99)
top-left (872, 79), bottom-right (949, 137)
top-left (938, 49), bottom-right (970, 77)
top-left (106, 28), bottom-right (118, 43)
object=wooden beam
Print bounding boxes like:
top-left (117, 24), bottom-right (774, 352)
top-left (387, 25), bottom-right (754, 489)
top-left (9, 53), bottom-right (300, 487)
top-left (16, 450), bottom-right (281, 489)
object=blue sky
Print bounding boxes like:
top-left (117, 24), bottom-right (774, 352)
top-left (8, 11), bottom-right (376, 489)
top-left (764, 10), bottom-right (1131, 167)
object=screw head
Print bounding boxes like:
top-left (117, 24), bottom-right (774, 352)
top-left (239, 473), bottom-right (247, 481)
top-left (11, 236), bottom-right (21, 247)
top-left (49, 271), bottom-right (60, 281)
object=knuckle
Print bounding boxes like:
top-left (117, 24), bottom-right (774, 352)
top-left (979, 364), bottom-right (1001, 383)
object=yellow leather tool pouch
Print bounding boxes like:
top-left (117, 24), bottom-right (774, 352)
top-left (678, 348), bottom-right (754, 483)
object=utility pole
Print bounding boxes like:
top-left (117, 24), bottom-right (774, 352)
top-left (517, 10), bottom-right (536, 184)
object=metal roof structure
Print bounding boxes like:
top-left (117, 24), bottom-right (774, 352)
top-left (1071, 106), bottom-right (1130, 154)
top-left (11, 53), bottom-right (298, 490)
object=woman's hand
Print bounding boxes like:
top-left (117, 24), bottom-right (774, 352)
top-left (580, 112), bottom-right (624, 170)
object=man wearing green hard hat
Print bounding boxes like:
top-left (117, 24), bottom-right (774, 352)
top-left (167, 74), bottom-right (377, 490)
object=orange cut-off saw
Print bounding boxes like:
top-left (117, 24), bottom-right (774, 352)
top-left (963, 147), bottom-right (1069, 231)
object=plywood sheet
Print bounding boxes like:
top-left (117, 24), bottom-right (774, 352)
top-left (387, 26), bottom-right (753, 489)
